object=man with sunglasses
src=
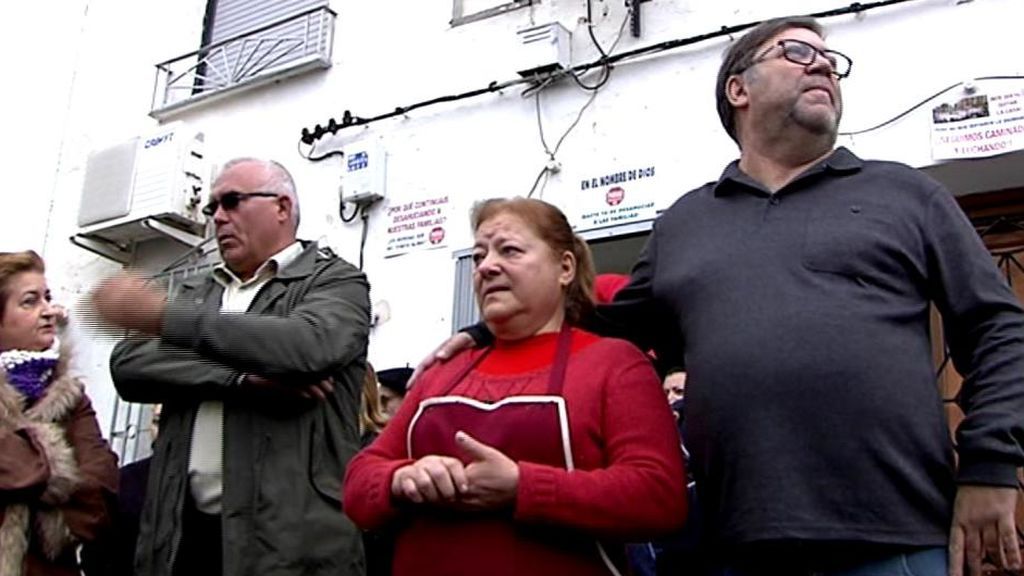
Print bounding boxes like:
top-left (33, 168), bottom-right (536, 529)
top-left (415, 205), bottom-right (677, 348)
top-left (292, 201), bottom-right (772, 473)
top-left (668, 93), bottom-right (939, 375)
top-left (428, 15), bottom-right (1024, 576)
top-left (92, 158), bottom-right (370, 576)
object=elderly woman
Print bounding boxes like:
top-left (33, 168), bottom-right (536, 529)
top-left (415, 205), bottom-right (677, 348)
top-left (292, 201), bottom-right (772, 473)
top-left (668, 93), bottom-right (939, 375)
top-left (344, 198), bottom-right (686, 575)
top-left (0, 250), bottom-right (118, 576)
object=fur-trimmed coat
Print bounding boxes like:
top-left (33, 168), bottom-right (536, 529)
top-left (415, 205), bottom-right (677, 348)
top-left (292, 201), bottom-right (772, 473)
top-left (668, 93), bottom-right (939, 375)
top-left (0, 352), bottom-right (118, 576)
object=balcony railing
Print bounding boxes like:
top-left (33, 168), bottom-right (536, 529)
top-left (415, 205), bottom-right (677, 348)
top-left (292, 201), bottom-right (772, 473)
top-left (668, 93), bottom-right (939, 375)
top-left (150, 6), bottom-right (335, 118)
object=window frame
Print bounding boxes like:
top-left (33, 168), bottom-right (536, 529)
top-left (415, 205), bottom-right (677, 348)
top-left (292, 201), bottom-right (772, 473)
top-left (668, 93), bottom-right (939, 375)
top-left (451, 0), bottom-right (533, 27)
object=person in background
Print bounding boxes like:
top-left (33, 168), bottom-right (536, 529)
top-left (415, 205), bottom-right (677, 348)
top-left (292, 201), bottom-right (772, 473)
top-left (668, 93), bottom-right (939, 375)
top-left (663, 368), bottom-right (686, 427)
top-left (0, 250), bottom-right (118, 576)
top-left (377, 366), bottom-right (412, 421)
top-left (360, 362), bottom-right (388, 447)
top-left (357, 362), bottom-right (395, 576)
top-left (654, 366), bottom-right (718, 576)
top-left (663, 368), bottom-right (686, 407)
top-left (344, 197), bottom-right (686, 576)
top-left (91, 158), bottom-right (370, 576)
top-left (594, 272), bottom-right (670, 576)
top-left (82, 405), bottom-right (162, 576)
top-left (594, 273), bottom-right (630, 306)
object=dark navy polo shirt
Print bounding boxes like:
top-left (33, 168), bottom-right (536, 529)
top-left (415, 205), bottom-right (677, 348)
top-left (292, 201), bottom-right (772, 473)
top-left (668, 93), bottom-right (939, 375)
top-left (596, 147), bottom-right (1024, 548)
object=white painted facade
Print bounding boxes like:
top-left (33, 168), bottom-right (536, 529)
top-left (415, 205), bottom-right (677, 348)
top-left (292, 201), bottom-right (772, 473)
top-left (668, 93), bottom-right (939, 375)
top-left (4, 0), bottom-right (1023, 449)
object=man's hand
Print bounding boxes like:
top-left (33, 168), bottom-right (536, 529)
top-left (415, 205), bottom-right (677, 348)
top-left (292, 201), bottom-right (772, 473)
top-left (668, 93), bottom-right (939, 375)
top-left (949, 484), bottom-right (1021, 576)
top-left (51, 304), bottom-right (69, 328)
top-left (391, 456), bottom-right (469, 504)
top-left (243, 374), bottom-right (334, 402)
top-left (409, 332), bottom-right (476, 388)
top-left (456, 431), bottom-right (519, 511)
top-left (89, 273), bottom-right (167, 335)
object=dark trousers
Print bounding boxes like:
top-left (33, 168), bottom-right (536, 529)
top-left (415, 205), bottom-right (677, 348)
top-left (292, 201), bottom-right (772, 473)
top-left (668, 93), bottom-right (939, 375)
top-left (172, 497), bottom-right (222, 576)
top-left (724, 543), bottom-right (946, 576)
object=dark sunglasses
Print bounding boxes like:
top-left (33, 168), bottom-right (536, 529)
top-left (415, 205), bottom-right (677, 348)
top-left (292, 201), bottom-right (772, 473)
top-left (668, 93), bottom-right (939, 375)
top-left (202, 191), bottom-right (280, 217)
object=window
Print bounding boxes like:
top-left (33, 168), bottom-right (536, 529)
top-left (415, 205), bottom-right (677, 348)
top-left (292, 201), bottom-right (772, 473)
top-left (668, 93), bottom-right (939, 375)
top-left (152, 0), bottom-right (335, 115)
top-left (201, 0), bottom-right (328, 52)
top-left (451, 249), bottom-right (480, 333)
top-left (451, 0), bottom-right (533, 26)
top-left (196, 0), bottom-right (330, 92)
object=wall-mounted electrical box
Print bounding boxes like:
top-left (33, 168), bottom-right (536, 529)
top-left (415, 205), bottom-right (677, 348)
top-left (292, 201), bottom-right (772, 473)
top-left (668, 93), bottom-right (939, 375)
top-left (515, 22), bottom-right (572, 77)
top-left (342, 141), bottom-right (387, 207)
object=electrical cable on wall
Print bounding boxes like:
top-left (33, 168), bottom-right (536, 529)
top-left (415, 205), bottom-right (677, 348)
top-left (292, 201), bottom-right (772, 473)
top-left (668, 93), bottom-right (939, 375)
top-left (358, 205), bottom-right (372, 270)
top-left (297, 139), bottom-right (345, 162)
top-left (528, 87), bottom-right (599, 198)
top-left (298, 76), bottom-right (534, 161)
top-left (297, 0), bottom-right (923, 152)
top-left (335, 201), bottom-right (372, 268)
top-left (527, 3), bottom-right (631, 197)
top-left (839, 75), bottom-right (1024, 137)
top-left (339, 199), bottom-right (360, 223)
top-left (573, 0), bottom-right (613, 91)
top-left (586, 0), bottom-right (609, 58)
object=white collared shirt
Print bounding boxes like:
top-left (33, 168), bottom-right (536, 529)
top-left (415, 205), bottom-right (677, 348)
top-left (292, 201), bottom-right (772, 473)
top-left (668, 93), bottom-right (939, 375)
top-left (188, 241), bottom-right (302, 514)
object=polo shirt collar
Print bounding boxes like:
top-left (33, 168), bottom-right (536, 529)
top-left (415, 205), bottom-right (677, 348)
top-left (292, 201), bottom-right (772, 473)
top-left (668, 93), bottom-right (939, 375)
top-left (713, 146), bottom-right (863, 196)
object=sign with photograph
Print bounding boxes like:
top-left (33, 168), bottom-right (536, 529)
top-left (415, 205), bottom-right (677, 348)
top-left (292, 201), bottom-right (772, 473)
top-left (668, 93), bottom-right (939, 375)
top-left (570, 163), bottom-right (659, 232)
top-left (384, 194), bottom-right (450, 258)
top-left (931, 81), bottom-right (1024, 160)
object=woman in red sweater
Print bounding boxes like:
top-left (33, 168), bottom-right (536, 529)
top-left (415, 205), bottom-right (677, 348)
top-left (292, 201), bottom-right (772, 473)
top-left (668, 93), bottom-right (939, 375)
top-left (343, 198), bottom-right (686, 575)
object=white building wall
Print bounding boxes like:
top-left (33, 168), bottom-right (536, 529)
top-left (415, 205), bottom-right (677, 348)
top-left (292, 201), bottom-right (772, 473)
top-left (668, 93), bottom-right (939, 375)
top-left (0, 2), bottom-right (88, 250)
top-left (28, 0), bottom-right (1024, 439)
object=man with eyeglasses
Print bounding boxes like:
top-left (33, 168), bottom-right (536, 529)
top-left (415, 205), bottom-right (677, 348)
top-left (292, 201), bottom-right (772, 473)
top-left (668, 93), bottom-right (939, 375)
top-left (667, 16), bottom-right (1024, 576)
top-left (426, 15), bottom-right (1024, 576)
top-left (91, 158), bottom-right (370, 576)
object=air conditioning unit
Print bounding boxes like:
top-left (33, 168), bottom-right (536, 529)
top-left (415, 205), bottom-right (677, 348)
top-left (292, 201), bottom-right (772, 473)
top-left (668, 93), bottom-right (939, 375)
top-left (514, 22), bottom-right (572, 77)
top-left (72, 122), bottom-right (208, 263)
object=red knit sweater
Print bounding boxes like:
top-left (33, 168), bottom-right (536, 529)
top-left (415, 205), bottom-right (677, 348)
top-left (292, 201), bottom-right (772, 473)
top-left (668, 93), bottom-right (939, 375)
top-left (343, 328), bottom-right (687, 576)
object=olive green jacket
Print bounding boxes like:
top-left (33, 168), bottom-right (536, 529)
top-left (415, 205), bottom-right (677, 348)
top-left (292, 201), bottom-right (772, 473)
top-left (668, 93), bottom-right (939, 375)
top-left (110, 242), bottom-right (369, 576)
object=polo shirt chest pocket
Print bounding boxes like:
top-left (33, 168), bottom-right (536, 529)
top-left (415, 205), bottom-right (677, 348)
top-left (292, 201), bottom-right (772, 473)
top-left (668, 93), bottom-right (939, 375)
top-left (801, 200), bottom-right (909, 282)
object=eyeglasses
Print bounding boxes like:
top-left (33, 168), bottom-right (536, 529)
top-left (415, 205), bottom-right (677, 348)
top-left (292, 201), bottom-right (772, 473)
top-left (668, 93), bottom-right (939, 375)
top-left (750, 39), bottom-right (852, 79)
top-left (202, 191), bottom-right (280, 217)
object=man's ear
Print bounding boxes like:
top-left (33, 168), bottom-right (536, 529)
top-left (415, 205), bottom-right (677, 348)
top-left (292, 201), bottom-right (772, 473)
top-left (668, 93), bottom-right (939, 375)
top-left (726, 74), bottom-right (749, 109)
top-left (277, 195), bottom-right (293, 224)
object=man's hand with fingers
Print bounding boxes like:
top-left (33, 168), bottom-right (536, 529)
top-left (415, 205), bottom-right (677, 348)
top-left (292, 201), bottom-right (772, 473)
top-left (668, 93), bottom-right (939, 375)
top-left (948, 484), bottom-right (1021, 576)
top-left (391, 456), bottom-right (469, 505)
top-left (456, 431), bottom-right (519, 511)
top-left (89, 273), bottom-right (168, 335)
top-left (243, 374), bottom-right (335, 402)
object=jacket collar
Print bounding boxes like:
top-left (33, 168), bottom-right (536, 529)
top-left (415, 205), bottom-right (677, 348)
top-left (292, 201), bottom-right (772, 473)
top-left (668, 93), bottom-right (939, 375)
top-left (275, 240), bottom-right (321, 280)
top-left (713, 147), bottom-right (863, 196)
top-left (181, 240), bottom-right (320, 292)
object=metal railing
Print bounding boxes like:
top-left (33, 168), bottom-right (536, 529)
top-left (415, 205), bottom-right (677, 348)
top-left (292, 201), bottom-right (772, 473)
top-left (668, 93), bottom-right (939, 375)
top-left (150, 6), bottom-right (336, 117)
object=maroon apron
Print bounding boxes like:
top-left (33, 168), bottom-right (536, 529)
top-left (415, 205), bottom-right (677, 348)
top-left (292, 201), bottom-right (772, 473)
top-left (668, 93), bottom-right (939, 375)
top-left (408, 325), bottom-right (574, 469)
top-left (397, 325), bottom-right (623, 576)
